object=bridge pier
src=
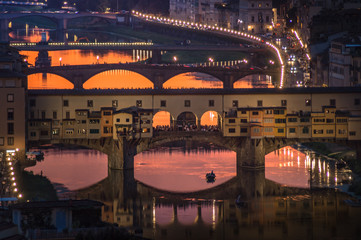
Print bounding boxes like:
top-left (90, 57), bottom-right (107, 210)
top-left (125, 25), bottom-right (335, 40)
top-left (236, 138), bottom-right (265, 168)
top-left (108, 137), bottom-right (137, 170)
top-left (237, 168), bottom-right (265, 199)
top-left (222, 73), bottom-right (234, 89)
top-left (151, 50), bottom-right (162, 64)
top-left (56, 19), bottom-right (67, 42)
top-left (72, 75), bottom-right (85, 89)
top-left (152, 73), bottom-right (165, 89)
top-left (0, 18), bottom-right (9, 43)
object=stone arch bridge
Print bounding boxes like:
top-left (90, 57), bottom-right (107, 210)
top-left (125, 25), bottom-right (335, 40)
top-left (25, 63), bottom-right (280, 89)
top-left (47, 132), bottom-right (361, 170)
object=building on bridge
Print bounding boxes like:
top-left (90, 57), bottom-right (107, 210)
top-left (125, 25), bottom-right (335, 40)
top-left (0, 44), bottom-right (26, 157)
top-left (223, 105), bottom-right (361, 140)
top-left (26, 88), bottom-right (361, 143)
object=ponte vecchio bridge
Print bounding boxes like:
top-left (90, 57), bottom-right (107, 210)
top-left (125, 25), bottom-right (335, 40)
top-left (27, 88), bottom-right (361, 170)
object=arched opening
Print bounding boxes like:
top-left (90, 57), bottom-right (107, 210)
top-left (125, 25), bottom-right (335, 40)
top-left (164, 72), bottom-right (223, 89)
top-left (200, 111), bottom-right (221, 131)
top-left (153, 111), bottom-right (175, 131)
top-left (177, 206), bottom-right (198, 225)
top-left (28, 73), bottom-right (74, 89)
top-left (176, 112), bottom-right (198, 131)
top-left (233, 74), bottom-right (274, 88)
top-left (84, 70), bottom-right (154, 89)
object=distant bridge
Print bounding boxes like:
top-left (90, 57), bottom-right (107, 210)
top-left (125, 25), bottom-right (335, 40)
top-left (25, 63), bottom-right (279, 89)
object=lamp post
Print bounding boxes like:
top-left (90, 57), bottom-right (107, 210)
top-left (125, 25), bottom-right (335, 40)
top-left (59, 57), bottom-right (62, 66)
top-left (96, 55), bottom-right (99, 64)
top-left (173, 56), bottom-right (177, 64)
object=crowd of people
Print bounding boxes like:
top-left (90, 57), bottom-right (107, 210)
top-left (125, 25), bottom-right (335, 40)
top-left (154, 124), bottom-right (219, 132)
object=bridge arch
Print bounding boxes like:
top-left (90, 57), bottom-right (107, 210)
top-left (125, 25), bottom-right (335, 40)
top-left (83, 69), bottom-right (154, 89)
top-left (200, 111), bottom-right (222, 130)
top-left (27, 73), bottom-right (74, 89)
top-left (233, 74), bottom-right (273, 88)
top-left (176, 112), bottom-right (199, 130)
top-left (9, 15), bottom-right (58, 28)
top-left (153, 111), bottom-right (176, 129)
top-left (163, 72), bottom-right (223, 89)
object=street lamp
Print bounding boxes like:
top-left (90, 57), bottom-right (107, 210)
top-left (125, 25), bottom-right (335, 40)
top-left (173, 56), bottom-right (177, 64)
top-left (59, 57), bottom-right (62, 66)
top-left (96, 55), bottom-right (99, 64)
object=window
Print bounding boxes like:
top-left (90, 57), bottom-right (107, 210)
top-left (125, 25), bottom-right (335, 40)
top-left (336, 119), bottom-right (347, 123)
top-left (274, 109), bottom-right (285, 115)
top-left (251, 3), bottom-right (254, 7)
top-left (253, 128), bottom-right (260, 133)
top-left (326, 129), bottom-right (334, 134)
top-left (228, 128), bottom-right (236, 133)
top-left (241, 128), bottom-right (248, 133)
top-left (330, 99), bottom-right (336, 106)
top-left (240, 119), bottom-right (248, 123)
top-left (258, 3), bottom-right (262, 7)
top-left (7, 137), bottom-right (14, 146)
top-left (288, 118), bottom-right (297, 122)
top-left (266, 3), bottom-right (270, 7)
top-left (257, 100), bottom-right (263, 107)
top-left (7, 94), bottom-right (14, 102)
top-left (300, 117), bottom-right (310, 122)
top-left (281, 100), bottom-right (287, 106)
top-left (136, 100), bottom-right (142, 107)
top-left (0, 137), bottom-right (4, 146)
top-left (8, 123), bottom-right (14, 135)
top-left (264, 127), bottom-right (273, 132)
top-left (185, 100), bottom-right (191, 107)
top-left (103, 111), bottom-right (111, 116)
top-left (66, 111), bottom-right (70, 119)
top-left (349, 131), bottom-right (356, 136)
top-left (313, 118), bottom-right (325, 123)
top-left (228, 119), bottom-right (236, 123)
top-left (116, 118), bottom-right (120, 123)
top-left (112, 100), bottom-right (118, 107)
top-left (161, 100), bottom-right (166, 107)
top-left (87, 100), bottom-right (93, 107)
top-left (355, 98), bottom-right (360, 106)
top-left (126, 118), bottom-right (130, 122)
top-left (265, 110), bottom-right (272, 114)
top-left (30, 111), bottom-right (34, 119)
top-left (41, 111), bottom-right (46, 119)
top-left (289, 128), bottom-right (296, 133)
top-left (90, 129), bottom-right (100, 134)
top-left (52, 129), bottom-right (59, 135)
top-left (313, 129), bottom-right (324, 134)
top-left (302, 127), bottom-right (309, 134)
top-left (63, 100), bottom-right (69, 107)
top-left (264, 118), bottom-right (273, 123)
top-left (266, 16), bottom-right (269, 22)
top-left (241, 111), bottom-right (247, 114)
top-left (7, 108), bottom-right (14, 120)
top-left (277, 128), bottom-right (284, 133)
top-left (326, 118), bottom-right (334, 123)
top-left (338, 129), bottom-right (346, 135)
top-left (305, 99), bottom-right (311, 106)
top-left (275, 118), bottom-right (286, 123)
top-left (209, 100), bottom-right (214, 107)
top-left (53, 111), bottom-right (57, 119)
top-left (252, 111), bottom-right (259, 115)
top-left (251, 16), bottom-right (255, 22)
top-left (30, 99), bottom-right (36, 107)
top-left (232, 100), bottom-right (238, 107)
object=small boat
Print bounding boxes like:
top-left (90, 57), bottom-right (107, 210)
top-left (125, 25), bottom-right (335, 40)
top-left (26, 151), bottom-right (44, 161)
top-left (206, 170), bottom-right (216, 183)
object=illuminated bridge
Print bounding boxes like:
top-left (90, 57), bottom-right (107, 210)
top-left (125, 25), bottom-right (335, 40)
top-left (25, 63), bottom-right (280, 89)
top-left (27, 88), bottom-right (361, 170)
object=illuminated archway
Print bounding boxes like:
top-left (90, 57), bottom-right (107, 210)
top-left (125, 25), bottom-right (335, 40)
top-left (164, 72), bottom-right (223, 89)
top-left (176, 112), bottom-right (198, 130)
top-left (84, 70), bottom-right (154, 89)
top-left (200, 111), bottom-right (221, 127)
top-left (233, 74), bottom-right (274, 88)
top-left (28, 73), bottom-right (74, 89)
top-left (153, 111), bottom-right (175, 128)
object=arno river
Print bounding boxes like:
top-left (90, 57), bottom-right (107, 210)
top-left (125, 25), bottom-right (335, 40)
top-left (24, 145), bottom-right (361, 240)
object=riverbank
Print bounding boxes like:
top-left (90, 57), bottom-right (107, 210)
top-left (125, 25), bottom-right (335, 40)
top-left (301, 142), bottom-right (361, 196)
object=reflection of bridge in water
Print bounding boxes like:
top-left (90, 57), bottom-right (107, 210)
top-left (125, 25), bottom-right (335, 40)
top-left (75, 168), bottom-right (358, 240)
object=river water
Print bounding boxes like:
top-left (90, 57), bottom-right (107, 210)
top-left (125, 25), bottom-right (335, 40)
top-left (24, 145), bottom-right (360, 240)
